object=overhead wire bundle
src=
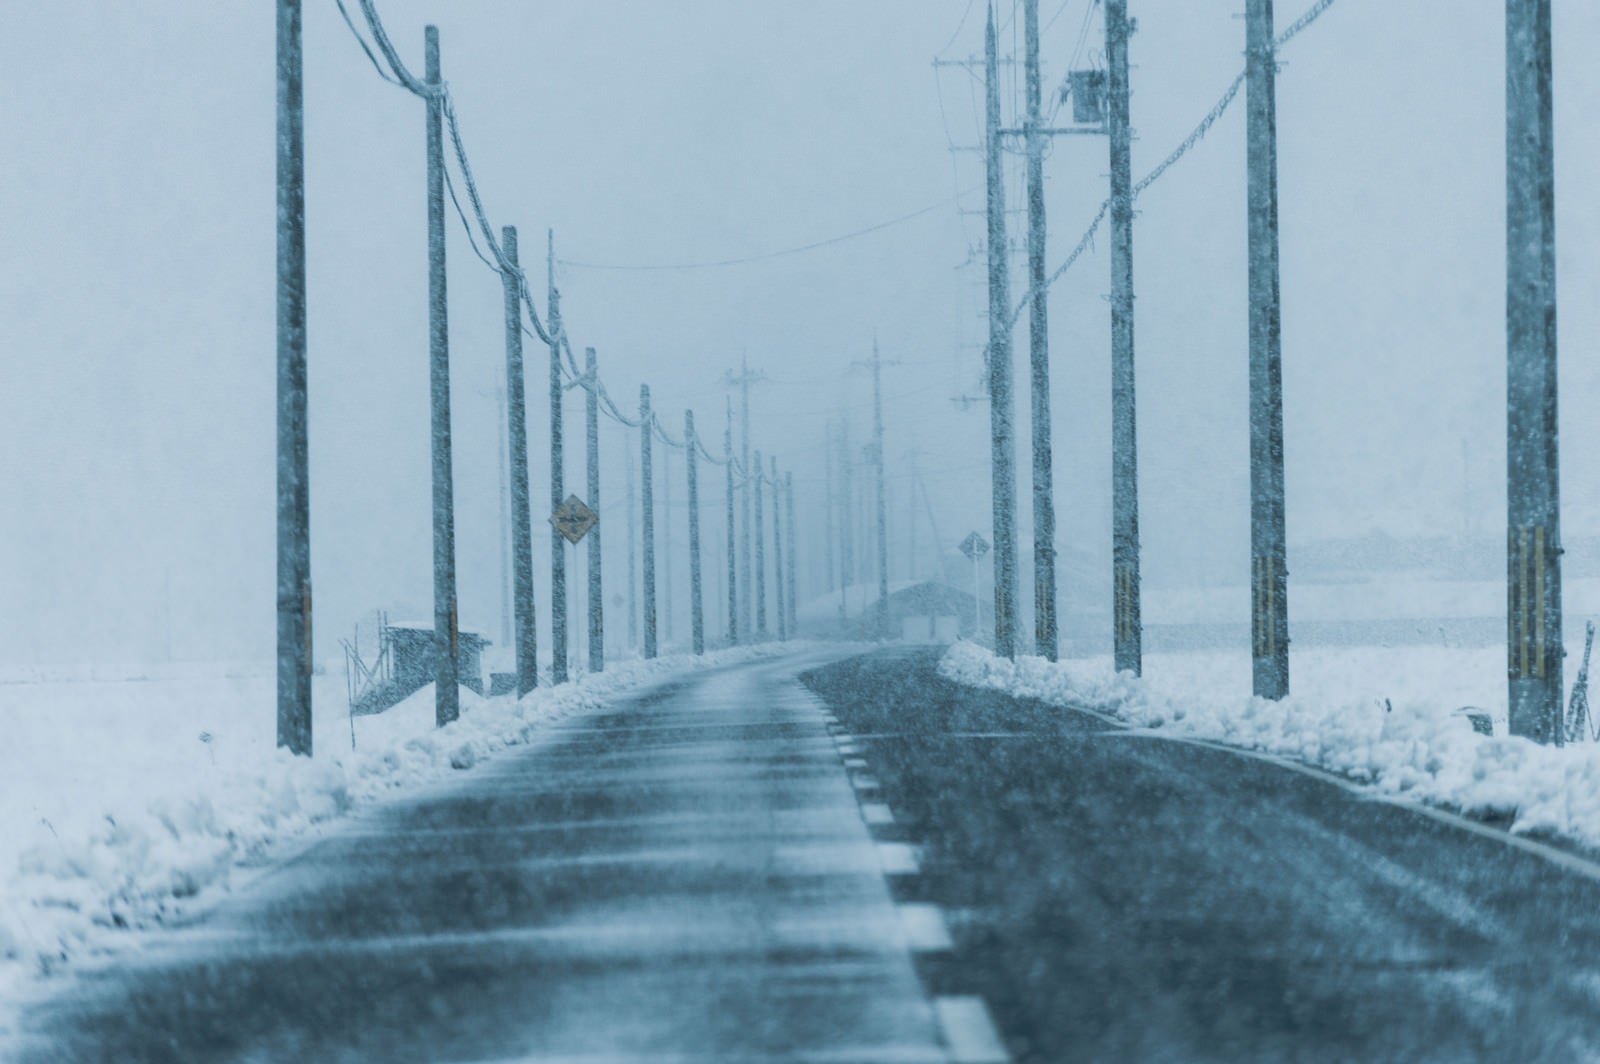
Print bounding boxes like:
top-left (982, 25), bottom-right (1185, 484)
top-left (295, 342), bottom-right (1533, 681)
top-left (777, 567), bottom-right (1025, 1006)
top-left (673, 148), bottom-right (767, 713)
top-left (334, 0), bottom-right (773, 478)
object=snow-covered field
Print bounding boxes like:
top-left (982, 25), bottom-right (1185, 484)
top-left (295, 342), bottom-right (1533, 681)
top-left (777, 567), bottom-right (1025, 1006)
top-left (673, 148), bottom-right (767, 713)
top-left (942, 640), bottom-right (1600, 853)
top-left (0, 643), bottom-right (805, 1000)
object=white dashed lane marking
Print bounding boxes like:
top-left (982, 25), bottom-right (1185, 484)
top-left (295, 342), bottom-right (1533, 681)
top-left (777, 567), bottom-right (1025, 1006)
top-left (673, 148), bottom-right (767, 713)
top-left (897, 904), bottom-right (953, 952)
top-left (876, 841), bottom-right (921, 876)
top-left (820, 708), bottom-right (1009, 1063)
top-left (934, 996), bottom-right (1011, 1063)
top-left (861, 802), bottom-right (895, 826)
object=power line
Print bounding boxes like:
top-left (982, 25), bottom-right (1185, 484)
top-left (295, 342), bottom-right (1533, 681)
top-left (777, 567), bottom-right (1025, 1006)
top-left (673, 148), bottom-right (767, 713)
top-left (1011, 0), bottom-right (1342, 329)
top-left (1041, 0), bottom-right (1075, 34)
top-left (556, 189), bottom-right (978, 272)
top-left (345, 0), bottom-right (560, 346)
top-left (937, 0), bottom-right (979, 56)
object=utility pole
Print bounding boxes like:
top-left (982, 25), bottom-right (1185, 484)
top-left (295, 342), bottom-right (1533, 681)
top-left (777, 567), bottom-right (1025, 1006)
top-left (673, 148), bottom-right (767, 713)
top-left (1246, 0), bottom-right (1289, 699)
top-left (1108, 0), bottom-right (1142, 677)
top-left (772, 456), bottom-right (788, 640)
top-left (839, 417), bottom-right (855, 623)
top-left (727, 356), bottom-right (764, 634)
top-left (724, 398), bottom-right (739, 644)
top-left (641, 386), bottom-right (657, 658)
top-left (687, 411), bottom-right (705, 655)
top-left (625, 431), bottom-right (638, 650)
top-left (907, 449), bottom-right (921, 583)
top-left (276, 0), bottom-right (311, 755)
top-left (715, 529), bottom-right (726, 644)
top-left (985, 4), bottom-right (1020, 660)
top-left (786, 472), bottom-right (799, 636)
top-left (585, 347), bottom-right (604, 673)
top-left (663, 440), bottom-right (674, 645)
top-left (548, 230), bottom-right (569, 684)
top-left (1507, 0), bottom-right (1562, 743)
top-left (494, 386), bottom-right (511, 650)
top-left (754, 448), bottom-right (767, 637)
top-left (502, 227), bottom-right (537, 695)
top-left (1024, 0), bottom-right (1058, 662)
top-left (824, 416), bottom-right (837, 594)
top-left (425, 27), bottom-right (459, 725)
top-left (869, 341), bottom-right (891, 640)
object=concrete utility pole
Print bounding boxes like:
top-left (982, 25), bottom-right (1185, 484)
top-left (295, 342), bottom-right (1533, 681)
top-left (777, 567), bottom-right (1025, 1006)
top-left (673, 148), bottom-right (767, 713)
top-left (786, 472), bottom-right (799, 636)
top-left (1023, 0), bottom-right (1058, 662)
top-left (547, 231), bottom-right (569, 684)
top-left (906, 450), bottom-right (922, 584)
top-left (755, 451), bottom-right (768, 633)
top-left (1246, 0), bottom-right (1289, 699)
top-left (754, 448), bottom-right (768, 637)
top-left (585, 347), bottom-right (604, 673)
top-left (724, 399), bottom-right (739, 644)
top-left (1108, 0), bottom-right (1142, 677)
top-left (276, 0), bottom-right (311, 755)
top-left (715, 530), bottom-right (726, 644)
top-left (726, 356), bottom-right (765, 635)
top-left (985, 5), bottom-right (1020, 660)
top-left (425, 27), bottom-right (459, 726)
top-left (838, 418), bottom-right (855, 622)
top-left (641, 386), bottom-right (657, 658)
top-left (824, 416), bottom-right (837, 594)
top-left (625, 432), bottom-right (638, 650)
top-left (772, 456), bottom-right (788, 640)
top-left (687, 411), bottom-right (705, 655)
top-left (662, 441), bottom-right (674, 644)
top-left (870, 342), bottom-right (891, 640)
top-left (494, 387), bottom-right (511, 650)
top-left (502, 227), bottom-right (538, 695)
top-left (1507, 0), bottom-right (1563, 743)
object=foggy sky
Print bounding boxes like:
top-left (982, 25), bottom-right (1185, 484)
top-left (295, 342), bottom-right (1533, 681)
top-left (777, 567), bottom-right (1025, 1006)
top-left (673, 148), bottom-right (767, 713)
top-left (5, 1), bottom-right (1600, 666)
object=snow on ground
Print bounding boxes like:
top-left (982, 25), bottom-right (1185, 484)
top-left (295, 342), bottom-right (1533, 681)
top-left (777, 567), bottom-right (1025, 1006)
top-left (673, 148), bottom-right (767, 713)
top-left (941, 640), bottom-right (1600, 853)
top-left (0, 643), bottom-right (803, 995)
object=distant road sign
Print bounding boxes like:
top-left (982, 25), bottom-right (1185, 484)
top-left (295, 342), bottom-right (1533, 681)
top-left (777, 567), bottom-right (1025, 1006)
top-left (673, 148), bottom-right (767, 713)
top-left (550, 495), bottom-right (598, 545)
top-left (959, 531), bottom-right (991, 561)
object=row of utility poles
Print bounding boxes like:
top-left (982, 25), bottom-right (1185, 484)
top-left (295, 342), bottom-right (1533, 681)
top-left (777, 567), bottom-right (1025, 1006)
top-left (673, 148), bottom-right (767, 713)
top-left (983, 0), bottom-right (1562, 742)
top-left (274, 2), bottom-right (804, 756)
top-left (977, 0), bottom-right (1274, 680)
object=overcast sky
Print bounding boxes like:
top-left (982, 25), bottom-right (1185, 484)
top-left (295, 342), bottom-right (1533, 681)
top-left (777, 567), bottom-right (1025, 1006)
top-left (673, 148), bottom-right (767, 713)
top-left (4, 1), bottom-right (1600, 666)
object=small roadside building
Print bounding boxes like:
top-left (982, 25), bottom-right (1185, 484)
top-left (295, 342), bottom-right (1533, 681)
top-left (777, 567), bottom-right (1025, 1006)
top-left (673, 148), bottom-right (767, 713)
top-left (386, 622), bottom-right (489, 698)
top-left (346, 621), bottom-right (490, 716)
top-left (795, 579), bottom-right (981, 643)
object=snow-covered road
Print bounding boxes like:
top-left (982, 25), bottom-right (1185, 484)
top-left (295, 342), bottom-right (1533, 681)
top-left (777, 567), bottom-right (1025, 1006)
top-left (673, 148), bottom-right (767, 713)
top-left (17, 645), bottom-right (1600, 1061)
top-left (8, 649), bottom-right (956, 1062)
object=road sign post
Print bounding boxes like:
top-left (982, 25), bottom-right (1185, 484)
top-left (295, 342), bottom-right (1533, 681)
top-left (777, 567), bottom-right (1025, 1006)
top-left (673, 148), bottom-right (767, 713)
top-left (961, 532), bottom-right (991, 645)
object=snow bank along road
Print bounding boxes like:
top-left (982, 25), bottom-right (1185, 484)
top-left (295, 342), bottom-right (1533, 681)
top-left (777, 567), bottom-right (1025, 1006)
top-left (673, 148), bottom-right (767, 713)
top-left (12, 646), bottom-right (1600, 1061)
top-left (801, 648), bottom-right (1600, 1063)
top-left (8, 649), bottom-right (958, 1062)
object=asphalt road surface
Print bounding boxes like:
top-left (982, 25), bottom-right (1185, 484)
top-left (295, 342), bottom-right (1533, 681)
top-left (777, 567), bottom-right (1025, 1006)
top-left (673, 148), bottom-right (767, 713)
top-left (14, 646), bottom-right (1600, 1062)
top-left (801, 648), bottom-right (1600, 1063)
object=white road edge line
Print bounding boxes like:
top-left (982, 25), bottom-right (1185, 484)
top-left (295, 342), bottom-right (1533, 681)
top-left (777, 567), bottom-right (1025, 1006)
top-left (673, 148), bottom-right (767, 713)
top-left (934, 996), bottom-right (1010, 1063)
